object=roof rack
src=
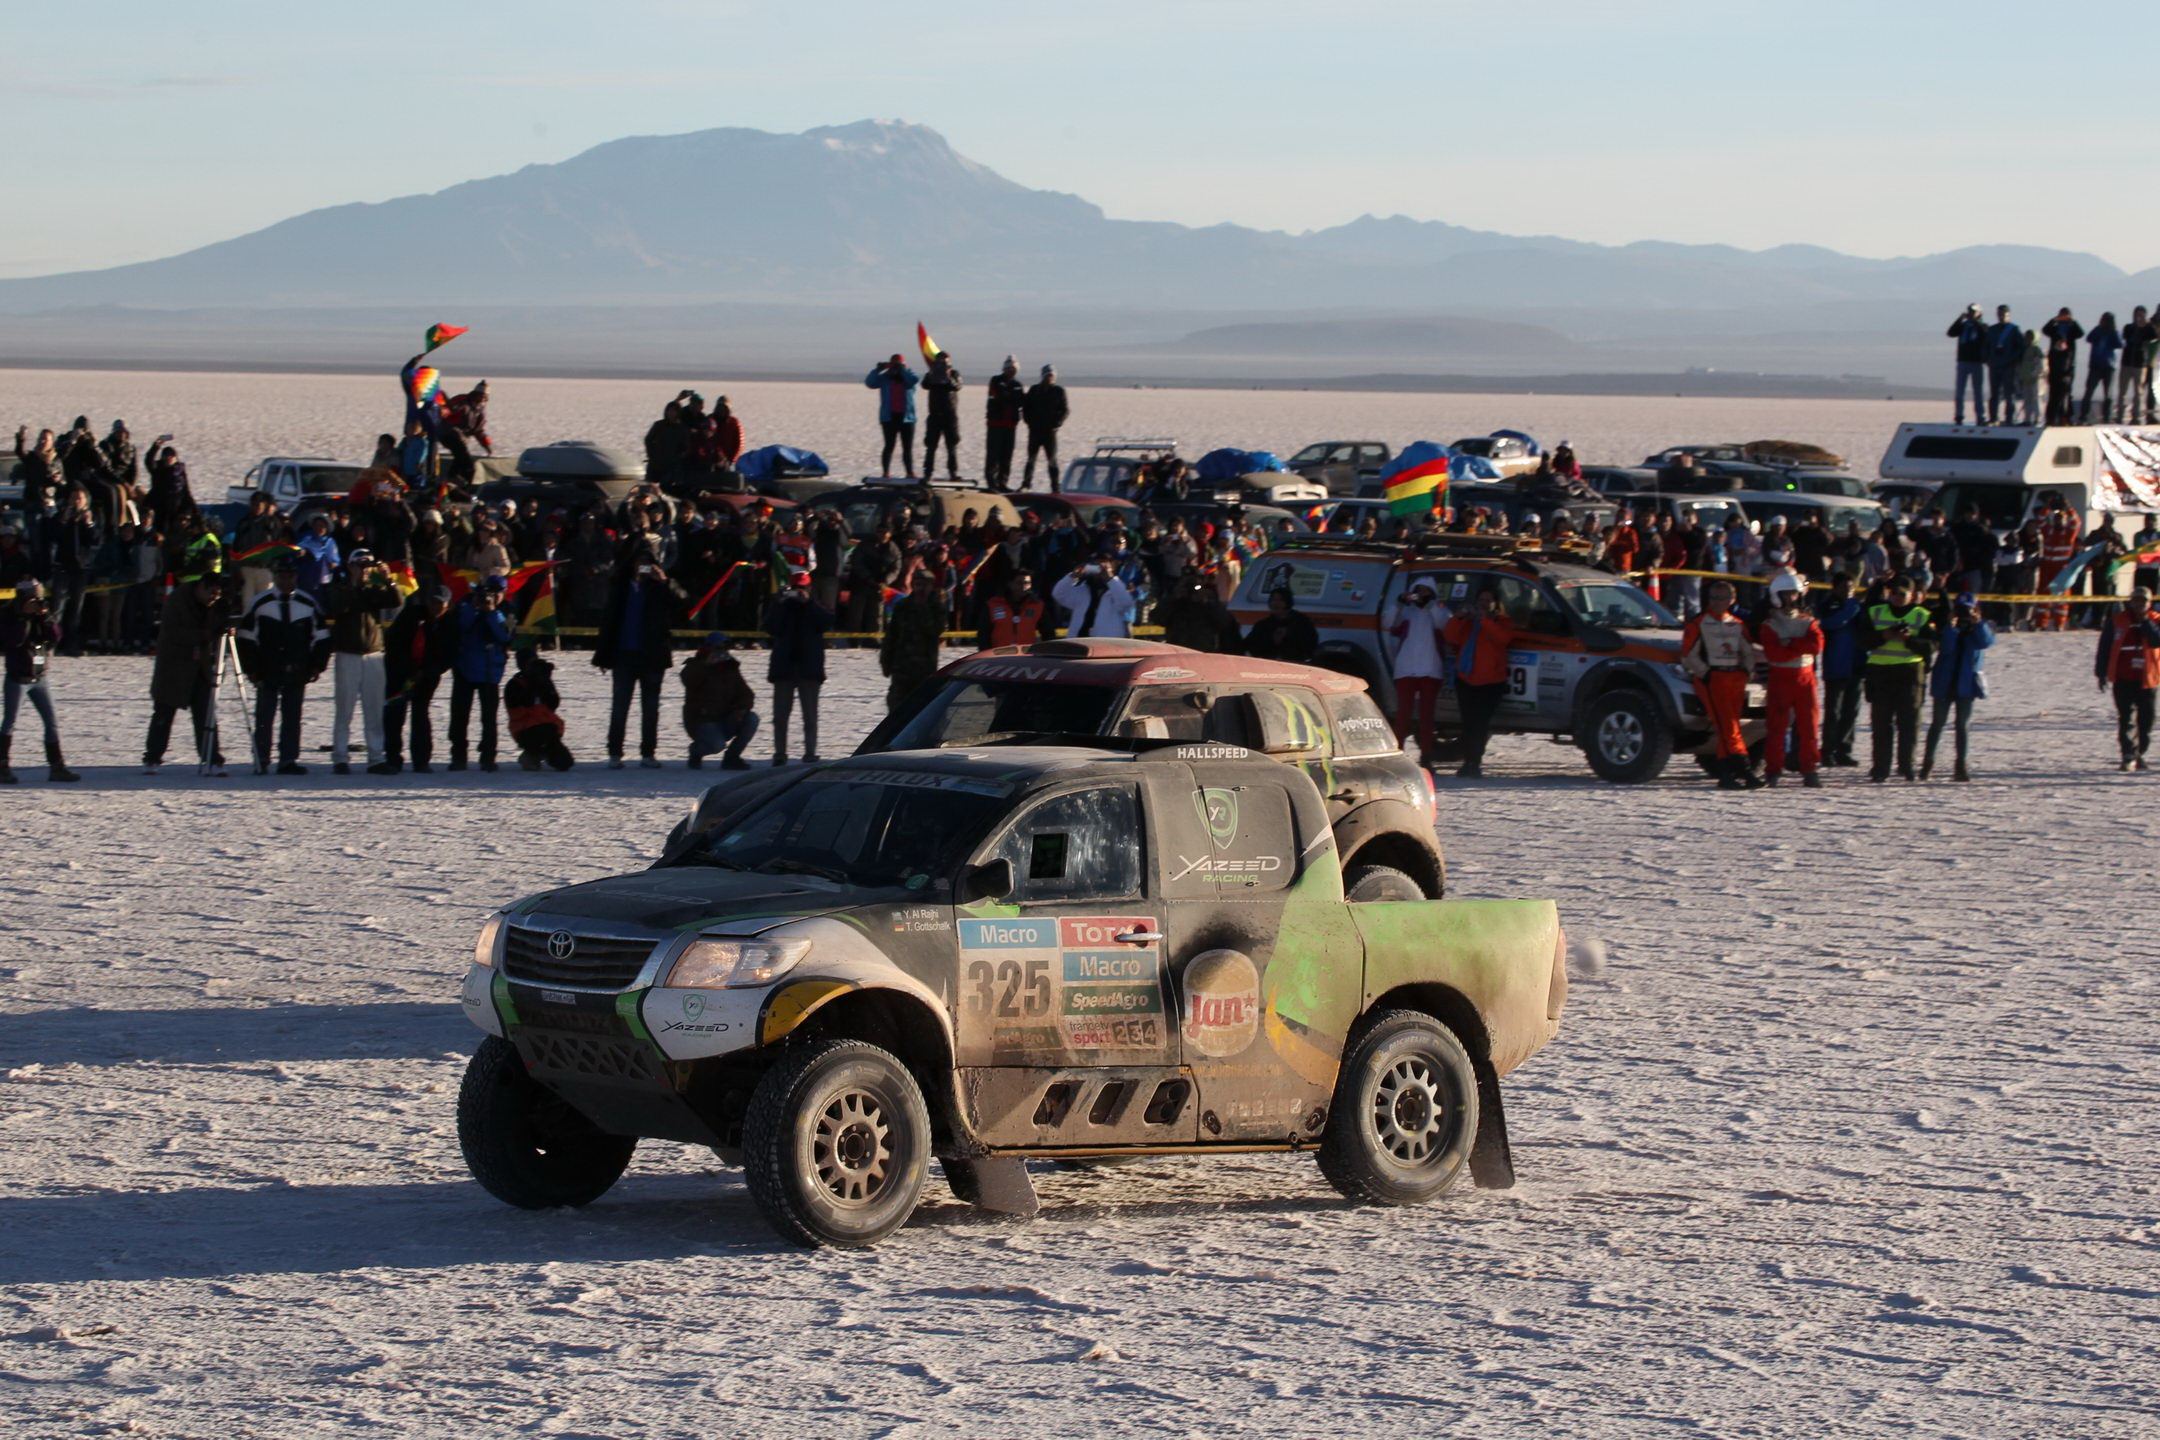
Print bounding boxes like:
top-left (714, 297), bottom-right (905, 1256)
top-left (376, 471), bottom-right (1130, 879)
top-left (1087, 436), bottom-right (1180, 456)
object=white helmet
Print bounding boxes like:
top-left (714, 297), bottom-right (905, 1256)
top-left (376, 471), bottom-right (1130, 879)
top-left (1767, 571), bottom-right (1807, 604)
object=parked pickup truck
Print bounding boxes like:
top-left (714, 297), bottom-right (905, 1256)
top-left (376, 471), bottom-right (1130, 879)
top-left (457, 745), bottom-right (1567, 1247)
top-left (226, 457), bottom-right (367, 514)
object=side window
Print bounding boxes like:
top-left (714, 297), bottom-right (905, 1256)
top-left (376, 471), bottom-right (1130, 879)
top-left (2052, 446), bottom-right (2083, 468)
top-left (990, 786), bottom-right (1140, 902)
top-left (1325, 692), bottom-right (1397, 757)
top-left (1358, 445), bottom-right (1388, 464)
top-left (1158, 774), bottom-right (1300, 899)
top-left (1199, 687), bottom-right (1328, 755)
top-left (1495, 577), bottom-right (1567, 636)
top-left (1118, 687), bottom-right (1209, 741)
top-left (1422, 568), bottom-right (1474, 611)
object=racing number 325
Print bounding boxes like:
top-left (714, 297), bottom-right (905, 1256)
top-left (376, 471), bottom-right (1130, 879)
top-left (965, 959), bottom-right (1052, 1019)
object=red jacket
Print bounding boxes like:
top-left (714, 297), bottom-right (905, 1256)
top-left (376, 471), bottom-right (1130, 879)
top-left (2040, 513), bottom-right (2081, 564)
top-left (714, 416), bottom-right (744, 466)
top-left (981, 595), bottom-right (1043, 649)
top-left (1444, 612), bottom-right (1515, 686)
top-left (1757, 611), bottom-right (1824, 671)
top-left (2097, 609), bottom-right (2160, 688)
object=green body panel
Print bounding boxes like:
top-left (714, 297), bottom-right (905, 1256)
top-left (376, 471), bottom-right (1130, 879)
top-left (1351, 898), bottom-right (1561, 1075)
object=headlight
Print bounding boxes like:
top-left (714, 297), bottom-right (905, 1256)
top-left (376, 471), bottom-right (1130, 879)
top-left (473, 913), bottom-right (508, 969)
top-left (666, 937), bottom-right (812, 990)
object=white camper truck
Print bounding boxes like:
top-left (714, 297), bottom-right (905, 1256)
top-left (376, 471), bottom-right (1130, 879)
top-left (1879, 423), bottom-right (2160, 590)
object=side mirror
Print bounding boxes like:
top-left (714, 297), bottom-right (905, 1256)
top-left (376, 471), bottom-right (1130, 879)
top-left (962, 858), bottom-right (1015, 903)
top-left (1581, 624), bottom-right (1624, 653)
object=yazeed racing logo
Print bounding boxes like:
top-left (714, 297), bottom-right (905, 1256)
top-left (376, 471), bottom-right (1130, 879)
top-left (1181, 949), bottom-right (1261, 1058)
top-left (1195, 788), bottom-right (1239, 848)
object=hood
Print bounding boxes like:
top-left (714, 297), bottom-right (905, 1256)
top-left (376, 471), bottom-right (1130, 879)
top-left (514, 867), bottom-right (863, 935)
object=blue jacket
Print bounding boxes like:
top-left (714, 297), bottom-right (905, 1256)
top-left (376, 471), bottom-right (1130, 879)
top-left (1986, 321), bottom-right (2024, 364)
top-left (1930, 616), bottom-right (1993, 701)
top-left (453, 600), bottom-right (512, 684)
top-left (296, 532), bottom-right (341, 595)
top-left (2088, 325), bottom-right (2124, 372)
top-left (865, 364), bottom-right (919, 424)
top-left (1815, 595), bottom-right (1865, 681)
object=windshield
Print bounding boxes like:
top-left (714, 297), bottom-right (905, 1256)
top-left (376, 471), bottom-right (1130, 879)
top-left (297, 466), bottom-right (361, 495)
top-left (1556, 580), bottom-right (1677, 630)
top-left (694, 775), bottom-right (1007, 890)
top-left (1288, 444), bottom-right (1330, 465)
top-left (1819, 502), bottom-right (1886, 532)
top-left (874, 678), bottom-right (1121, 750)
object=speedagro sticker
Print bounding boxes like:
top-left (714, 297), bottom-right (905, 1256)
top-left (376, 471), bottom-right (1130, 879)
top-left (1181, 949), bottom-right (1260, 1059)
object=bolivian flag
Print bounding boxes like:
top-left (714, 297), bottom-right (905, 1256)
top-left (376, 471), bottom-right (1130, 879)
top-left (1378, 441), bottom-right (1453, 518)
top-left (917, 321), bottom-right (944, 364)
top-left (517, 568), bottom-right (558, 638)
top-left (231, 541), bottom-right (305, 568)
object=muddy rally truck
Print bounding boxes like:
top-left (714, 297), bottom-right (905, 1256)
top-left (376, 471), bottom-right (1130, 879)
top-left (457, 744), bottom-right (1567, 1247)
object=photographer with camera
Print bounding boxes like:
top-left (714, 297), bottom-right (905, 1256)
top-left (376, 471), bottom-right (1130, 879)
top-left (1050, 553), bottom-right (1136, 640)
top-left (1383, 579), bottom-right (1450, 762)
top-left (320, 549), bottom-right (405, 774)
top-left (595, 551), bottom-right (686, 769)
top-left (0, 580), bottom-right (80, 783)
top-left (449, 575), bottom-right (514, 771)
top-left (1947, 304), bottom-right (1989, 424)
top-left (865, 354), bottom-right (921, 479)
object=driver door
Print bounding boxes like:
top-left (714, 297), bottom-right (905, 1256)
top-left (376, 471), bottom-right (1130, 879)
top-left (954, 783), bottom-right (1195, 1147)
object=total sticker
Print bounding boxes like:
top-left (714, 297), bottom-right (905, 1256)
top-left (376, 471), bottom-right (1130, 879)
top-left (1181, 949), bottom-right (1261, 1059)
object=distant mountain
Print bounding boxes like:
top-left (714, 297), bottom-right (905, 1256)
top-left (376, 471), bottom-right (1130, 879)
top-left (0, 120), bottom-right (2138, 316)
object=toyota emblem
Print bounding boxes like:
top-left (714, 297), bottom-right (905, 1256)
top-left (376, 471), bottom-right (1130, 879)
top-left (546, 931), bottom-right (577, 961)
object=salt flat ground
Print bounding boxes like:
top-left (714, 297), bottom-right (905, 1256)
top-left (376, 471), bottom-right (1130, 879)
top-left (1, 634), bottom-right (2155, 1439)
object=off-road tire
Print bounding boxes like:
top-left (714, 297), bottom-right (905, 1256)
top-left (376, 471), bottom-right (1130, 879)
top-left (743, 1039), bottom-right (931, 1248)
top-left (1317, 1009), bottom-right (1479, 1206)
top-left (1344, 864), bottom-right (1425, 903)
top-left (457, 1035), bottom-right (637, 1209)
top-left (1582, 688), bottom-right (1674, 784)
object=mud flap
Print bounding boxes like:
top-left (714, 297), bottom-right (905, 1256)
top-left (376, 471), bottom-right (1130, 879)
top-left (1469, 1063), bottom-right (1515, 1190)
top-left (954, 1156), bottom-right (1040, 1216)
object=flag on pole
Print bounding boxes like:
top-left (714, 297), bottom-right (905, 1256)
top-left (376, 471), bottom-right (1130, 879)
top-left (424, 323), bottom-right (468, 354)
top-left (1377, 441), bottom-right (1454, 518)
top-left (516, 568), bottom-right (558, 639)
top-left (917, 321), bottom-right (944, 364)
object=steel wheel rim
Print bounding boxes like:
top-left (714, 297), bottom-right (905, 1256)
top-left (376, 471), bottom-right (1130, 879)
top-left (814, 1088), bottom-right (894, 1206)
top-left (1598, 711), bottom-right (1644, 764)
top-left (1370, 1055), bottom-right (1446, 1164)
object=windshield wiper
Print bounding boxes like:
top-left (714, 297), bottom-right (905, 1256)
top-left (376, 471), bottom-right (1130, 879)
top-left (686, 853), bottom-right (757, 871)
top-left (756, 858), bottom-right (849, 883)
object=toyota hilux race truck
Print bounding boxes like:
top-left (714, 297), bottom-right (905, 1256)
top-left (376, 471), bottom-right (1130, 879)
top-left (1232, 534), bottom-right (1765, 782)
top-left (458, 745), bottom-right (1567, 1248)
top-left (669, 639), bottom-right (1447, 901)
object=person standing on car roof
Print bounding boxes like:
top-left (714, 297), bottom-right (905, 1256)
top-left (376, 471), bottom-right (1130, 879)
top-left (2097, 585), bottom-right (2160, 771)
top-left (983, 357), bottom-right (1024, 491)
top-left (1947, 304), bottom-right (1991, 425)
top-left (1756, 572), bottom-right (1824, 788)
top-left (2042, 308), bottom-right (2084, 425)
top-left (2123, 307), bottom-right (2160, 425)
top-left (1442, 582), bottom-right (1514, 779)
top-left (234, 555), bottom-right (329, 775)
top-left (1813, 571), bottom-right (1866, 767)
top-left (763, 567), bottom-right (831, 764)
top-left (1022, 365), bottom-right (1069, 491)
top-left (1383, 579), bottom-right (1450, 762)
top-left (866, 354), bottom-right (920, 479)
top-left (1863, 573), bottom-right (1935, 783)
top-left (2081, 312), bottom-right (2123, 424)
top-left (1243, 586), bottom-right (1318, 664)
top-left (1985, 305), bottom-right (2024, 425)
top-left (383, 583), bottom-right (454, 773)
top-left (921, 352), bottom-right (964, 480)
top-left (0, 581), bottom-right (80, 783)
top-left (1922, 592), bottom-right (1992, 782)
top-left (2015, 328), bottom-right (2046, 426)
top-left (1681, 579), bottom-right (1763, 790)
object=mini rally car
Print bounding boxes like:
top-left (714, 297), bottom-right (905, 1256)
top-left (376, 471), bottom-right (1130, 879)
top-left (457, 744), bottom-right (1567, 1247)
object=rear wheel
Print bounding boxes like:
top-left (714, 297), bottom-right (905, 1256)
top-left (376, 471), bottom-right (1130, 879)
top-left (1581, 689), bottom-right (1674, 783)
top-left (1344, 863), bottom-right (1425, 902)
top-left (457, 1035), bottom-right (637, 1209)
top-left (743, 1039), bottom-right (931, 1248)
top-left (1317, 1010), bottom-right (1478, 1206)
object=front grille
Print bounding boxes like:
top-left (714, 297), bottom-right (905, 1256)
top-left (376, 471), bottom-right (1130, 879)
top-left (520, 1031), bottom-right (661, 1082)
top-left (502, 926), bottom-right (658, 989)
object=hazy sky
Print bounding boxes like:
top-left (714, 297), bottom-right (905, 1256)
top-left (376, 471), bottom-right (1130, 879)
top-left (6, 0), bottom-right (2157, 279)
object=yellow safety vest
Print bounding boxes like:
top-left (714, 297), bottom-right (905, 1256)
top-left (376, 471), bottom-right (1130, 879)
top-left (1866, 603), bottom-right (1931, 666)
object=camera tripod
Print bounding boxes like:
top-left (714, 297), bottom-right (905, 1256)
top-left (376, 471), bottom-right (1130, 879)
top-left (200, 628), bottom-right (266, 777)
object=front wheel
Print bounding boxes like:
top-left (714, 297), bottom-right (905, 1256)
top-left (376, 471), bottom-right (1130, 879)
top-left (1581, 688), bottom-right (1674, 784)
top-left (457, 1035), bottom-right (637, 1209)
top-left (1344, 863), bottom-right (1426, 902)
top-left (743, 1039), bottom-right (932, 1248)
top-left (1317, 1010), bottom-right (1479, 1206)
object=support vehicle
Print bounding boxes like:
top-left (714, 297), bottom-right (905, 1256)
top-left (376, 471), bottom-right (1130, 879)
top-left (225, 457), bottom-right (366, 514)
top-left (1230, 534), bottom-right (1764, 782)
top-left (457, 745), bottom-right (1566, 1247)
